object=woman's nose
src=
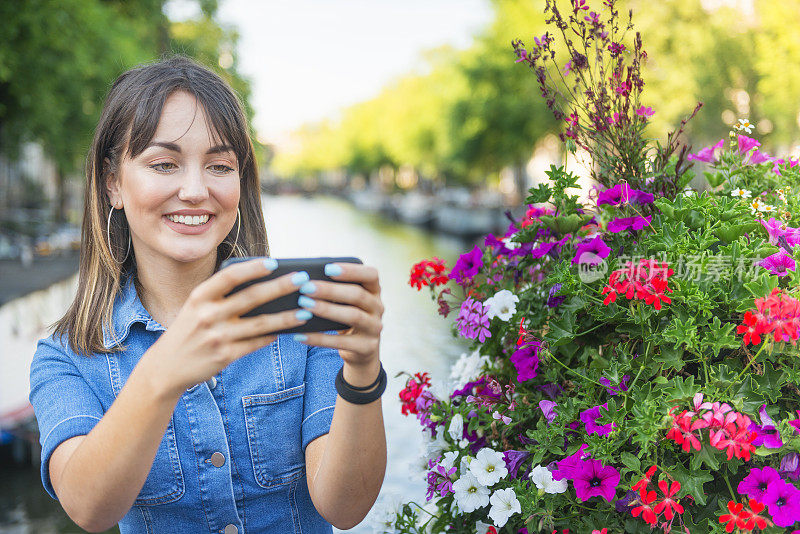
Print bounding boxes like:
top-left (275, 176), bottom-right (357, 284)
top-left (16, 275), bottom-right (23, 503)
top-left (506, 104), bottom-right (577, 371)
top-left (177, 164), bottom-right (210, 203)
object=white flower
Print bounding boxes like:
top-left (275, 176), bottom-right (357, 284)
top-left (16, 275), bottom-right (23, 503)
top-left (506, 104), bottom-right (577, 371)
top-left (476, 520), bottom-right (493, 534)
top-left (366, 492), bottom-right (405, 533)
top-left (529, 465), bottom-right (568, 494)
top-left (439, 450), bottom-right (460, 472)
top-left (731, 188), bottom-right (752, 199)
top-left (469, 447), bottom-right (508, 487)
top-left (452, 470), bottom-right (490, 513)
top-left (426, 377), bottom-right (454, 401)
top-left (760, 203), bottom-right (776, 213)
top-left (500, 234), bottom-right (521, 250)
top-left (682, 186), bottom-right (695, 197)
top-left (449, 349), bottom-right (491, 388)
top-left (424, 426), bottom-right (449, 459)
top-left (492, 410), bottom-right (512, 424)
top-left (460, 454), bottom-right (474, 474)
top-left (736, 118), bottom-right (754, 133)
top-left (448, 413), bottom-right (464, 442)
top-left (483, 289), bottom-right (520, 321)
top-left (488, 487), bottom-right (521, 528)
top-left (409, 445), bottom-right (433, 482)
top-left (749, 198), bottom-right (763, 214)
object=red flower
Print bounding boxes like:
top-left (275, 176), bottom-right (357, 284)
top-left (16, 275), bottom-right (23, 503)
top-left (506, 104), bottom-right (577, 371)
top-left (739, 289), bottom-right (800, 345)
top-left (742, 499), bottom-right (770, 530)
top-left (601, 259), bottom-right (673, 310)
top-left (408, 257), bottom-right (449, 291)
top-left (709, 412), bottom-right (756, 461)
top-left (737, 311), bottom-right (764, 346)
top-left (631, 487), bottom-right (658, 525)
top-left (666, 408), bottom-right (703, 452)
top-left (632, 465), bottom-right (658, 491)
top-left (398, 372), bottom-right (431, 415)
top-left (654, 479), bottom-right (684, 520)
top-left (719, 500), bottom-right (754, 533)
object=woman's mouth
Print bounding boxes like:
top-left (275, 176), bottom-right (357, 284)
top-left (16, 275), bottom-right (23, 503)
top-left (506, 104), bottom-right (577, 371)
top-left (163, 213), bottom-right (215, 234)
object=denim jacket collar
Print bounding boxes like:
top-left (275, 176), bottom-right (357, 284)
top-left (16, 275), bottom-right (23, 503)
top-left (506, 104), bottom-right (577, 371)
top-left (102, 274), bottom-right (166, 349)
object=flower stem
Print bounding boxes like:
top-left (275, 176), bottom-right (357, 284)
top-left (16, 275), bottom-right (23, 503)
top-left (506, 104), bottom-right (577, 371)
top-left (721, 341), bottom-right (769, 398)
top-left (548, 350), bottom-right (612, 390)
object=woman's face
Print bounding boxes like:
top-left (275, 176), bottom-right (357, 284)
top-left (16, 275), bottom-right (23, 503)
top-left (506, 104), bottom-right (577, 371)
top-left (106, 90), bottom-right (240, 269)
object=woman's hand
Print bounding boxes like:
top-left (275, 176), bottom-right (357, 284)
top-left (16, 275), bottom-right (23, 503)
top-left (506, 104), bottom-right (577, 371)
top-left (144, 258), bottom-right (312, 398)
top-left (295, 262), bottom-right (384, 372)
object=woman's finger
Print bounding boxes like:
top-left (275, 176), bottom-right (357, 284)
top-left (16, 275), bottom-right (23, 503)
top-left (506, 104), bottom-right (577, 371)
top-left (297, 295), bottom-right (382, 335)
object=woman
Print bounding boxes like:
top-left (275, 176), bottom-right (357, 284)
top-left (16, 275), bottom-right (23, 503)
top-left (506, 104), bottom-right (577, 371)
top-left (28, 55), bottom-right (387, 533)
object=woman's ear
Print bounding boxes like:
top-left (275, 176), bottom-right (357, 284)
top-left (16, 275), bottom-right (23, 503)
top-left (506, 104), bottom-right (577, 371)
top-left (104, 157), bottom-right (122, 209)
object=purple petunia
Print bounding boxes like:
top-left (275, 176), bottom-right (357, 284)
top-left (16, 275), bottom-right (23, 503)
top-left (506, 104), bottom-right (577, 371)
top-left (572, 458), bottom-right (620, 502)
top-left (738, 134), bottom-right (761, 155)
top-left (596, 184), bottom-right (654, 206)
top-left (572, 236), bottom-right (611, 265)
top-left (607, 215), bottom-right (652, 233)
top-left (449, 245), bottom-right (484, 284)
top-left (687, 139), bottom-right (725, 163)
top-left (510, 341), bottom-right (540, 382)
top-left (552, 444), bottom-right (590, 481)
top-left (781, 453), bottom-right (800, 481)
top-left (425, 459), bottom-right (456, 500)
top-left (503, 450), bottom-right (532, 480)
top-left (599, 375), bottom-right (630, 396)
top-left (455, 296), bottom-right (492, 342)
top-left (761, 479), bottom-right (800, 528)
top-left (537, 382), bottom-right (564, 400)
top-left (759, 252), bottom-right (796, 277)
top-left (737, 466), bottom-right (782, 502)
top-left (547, 283), bottom-right (566, 308)
top-left (749, 404), bottom-right (784, 449)
top-left (539, 400), bottom-right (558, 424)
top-left (580, 403), bottom-right (616, 436)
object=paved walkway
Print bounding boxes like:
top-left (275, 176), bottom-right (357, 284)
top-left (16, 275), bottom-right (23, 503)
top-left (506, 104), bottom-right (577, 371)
top-left (0, 250), bottom-right (79, 306)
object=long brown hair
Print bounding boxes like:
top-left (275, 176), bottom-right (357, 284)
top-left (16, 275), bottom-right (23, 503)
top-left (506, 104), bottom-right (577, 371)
top-left (52, 54), bottom-right (269, 357)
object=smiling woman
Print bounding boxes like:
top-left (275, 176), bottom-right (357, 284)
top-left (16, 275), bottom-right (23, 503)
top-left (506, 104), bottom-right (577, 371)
top-left (28, 54), bottom-right (387, 534)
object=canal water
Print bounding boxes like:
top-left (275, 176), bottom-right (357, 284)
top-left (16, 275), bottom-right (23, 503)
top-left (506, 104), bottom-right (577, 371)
top-left (0, 193), bottom-right (473, 533)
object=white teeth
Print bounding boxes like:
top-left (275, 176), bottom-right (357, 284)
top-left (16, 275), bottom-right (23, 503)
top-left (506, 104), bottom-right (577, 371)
top-left (167, 214), bottom-right (210, 226)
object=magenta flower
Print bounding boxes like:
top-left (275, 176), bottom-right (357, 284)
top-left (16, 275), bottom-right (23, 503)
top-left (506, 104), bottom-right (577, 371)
top-left (455, 296), bottom-right (492, 342)
top-left (749, 404), bottom-right (783, 449)
top-left (762, 480), bottom-right (800, 528)
top-left (599, 375), bottom-right (630, 396)
top-left (687, 139), bottom-right (724, 163)
top-left (510, 341), bottom-right (540, 382)
top-left (635, 105), bottom-right (654, 117)
top-left (607, 215), bottom-right (652, 233)
top-left (572, 458), bottom-right (620, 502)
top-left (738, 134), bottom-right (761, 155)
top-left (572, 236), bottom-right (611, 265)
top-left (759, 252), bottom-right (796, 277)
top-left (596, 183), bottom-right (654, 206)
top-left (426, 459), bottom-right (457, 500)
top-left (791, 411), bottom-right (800, 434)
top-left (738, 466), bottom-right (782, 502)
top-left (552, 444), bottom-right (590, 481)
top-left (746, 148), bottom-right (772, 165)
top-left (449, 245), bottom-right (484, 284)
top-left (760, 218), bottom-right (800, 251)
top-left (580, 403), bottom-right (616, 436)
top-left (539, 400), bottom-right (558, 424)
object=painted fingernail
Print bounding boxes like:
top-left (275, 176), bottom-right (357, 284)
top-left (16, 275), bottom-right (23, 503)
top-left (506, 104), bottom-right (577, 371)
top-left (324, 263), bottom-right (342, 276)
top-left (291, 271), bottom-right (310, 285)
top-left (263, 258), bottom-right (278, 271)
top-left (298, 295), bottom-right (316, 308)
top-left (299, 281), bottom-right (316, 294)
top-left (293, 333), bottom-right (307, 342)
top-left (296, 309), bottom-right (312, 321)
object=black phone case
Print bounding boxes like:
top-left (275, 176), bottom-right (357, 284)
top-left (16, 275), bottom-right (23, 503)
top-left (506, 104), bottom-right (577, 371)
top-left (219, 256), bottom-right (363, 334)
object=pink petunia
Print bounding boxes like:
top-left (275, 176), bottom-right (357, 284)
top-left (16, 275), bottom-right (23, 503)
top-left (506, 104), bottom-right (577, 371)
top-left (687, 139), bottom-right (724, 163)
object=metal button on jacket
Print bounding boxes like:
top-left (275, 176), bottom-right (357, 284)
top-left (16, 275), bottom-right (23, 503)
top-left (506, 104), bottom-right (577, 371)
top-left (210, 452), bottom-right (225, 468)
top-left (224, 524), bottom-right (238, 534)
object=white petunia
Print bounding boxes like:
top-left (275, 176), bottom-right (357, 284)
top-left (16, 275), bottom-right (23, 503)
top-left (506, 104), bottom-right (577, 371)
top-left (469, 447), bottom-right (509, 487)
top-left (452, 470), bottom-right (490, 513)
top-left (449, 349), bottom-right (491, 388)
top-left (460, 454), bottom-right (474, 474)
top-left (476, 520), bottom-right (494, 534)
top-left (500, 234), bottom-right (521, 250)
top-left (529, 465), bottom-right (568, 494)
top-left (731, 188), bottom-right (752, 199)
top-left (366, 492), bottom-right (405, 533)
top-left (483, 289), bottom-right (520, 321)
top-left (439, 450), bottom-right (460, 472)
top-left (448, 413), bottom-right (464, 442)
top-left (488, 487), bottom-right (522, 528)
top-left (682, 186), bottom-right (695, 197)
top-left (426, 377), bottom-right (454, 401)
top-left (424, 426), bottom-right (449, 459)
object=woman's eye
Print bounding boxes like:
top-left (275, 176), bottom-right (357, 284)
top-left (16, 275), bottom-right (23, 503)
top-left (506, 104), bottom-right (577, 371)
top-left (209, 164), bottom-right (235, 174)
top-left (149, 162), bottom-right (176, 172)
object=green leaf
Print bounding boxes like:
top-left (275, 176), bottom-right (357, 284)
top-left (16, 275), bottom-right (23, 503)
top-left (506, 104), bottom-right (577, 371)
top-left (545, 314), bottom-right (576, 347)
top-left (663, 317), bottom-right (698, 351)
top-left (753, 361), bottom-right (785, 404)
top-left (525, 183), bottom-right (551, 205)
top-left (664, 375), bottom-right (700, 403)
top-left (655, 345), bottom-right (685, 372)
top-left (701, 317), bottom-right (741, 358)
top-left (539, 213), bottom-right (592, 235)
top-left (690, 443), bottom-right (721, 471)
top-left (620, 451), bottom-right (641, 472)
top-left (669, 462), bottom-right (713, 506)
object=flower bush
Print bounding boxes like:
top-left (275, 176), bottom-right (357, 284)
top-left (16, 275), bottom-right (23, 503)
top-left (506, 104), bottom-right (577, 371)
top-left (389, 1), bottom-right (800, 533)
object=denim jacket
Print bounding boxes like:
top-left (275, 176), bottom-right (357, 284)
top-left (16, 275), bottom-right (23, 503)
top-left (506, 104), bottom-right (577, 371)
top-left (29, 273), bottom-right (343, 533)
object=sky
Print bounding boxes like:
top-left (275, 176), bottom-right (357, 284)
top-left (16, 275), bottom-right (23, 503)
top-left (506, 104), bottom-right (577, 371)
top-left (165, 0), bottom-right (492, 151)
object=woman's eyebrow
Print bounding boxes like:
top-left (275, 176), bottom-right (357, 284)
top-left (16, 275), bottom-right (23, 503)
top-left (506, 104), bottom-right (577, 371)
top-left (145, 141), bottom-right (235, 155)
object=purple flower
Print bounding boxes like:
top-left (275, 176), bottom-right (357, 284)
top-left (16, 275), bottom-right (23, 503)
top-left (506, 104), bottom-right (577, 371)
top-left (510, 341), bottom-right (540, 382)
top-left (547, 283), bottom-right (566, 308)
top-left (449, 245), bottom-right (483, 284)
top-left (580, 403), bottom-right (616, 436)
top-left (539, 400), bottom-right (558, 424)
top-left (450, 376), bottom-right (487, 399)
top-left (761, 479), bottom-right (800, 528)
top-left (746, 149), bottom-right (772, 165)
top-left (596, 184), bottom-right (654, 206)
top-left (572, 458), bottom-right (620, 502)
top-left (572, 236), bottom-right (611, 265)
top-left (455, 297), bottom-right (492, 342)
top-left (599, 375), bottom-right (630, 396)
top-left (615, 489), bottom-right (637, 513)
top-left (425, 461), bottom-right (456, 500)
top-left (738, 134), bottom-right (761, 155)
top-left (503, 450), bottom-right (532, 479)
top-left (607, 215), bottom-right (652, 233)
top-left (738, 466), bottom-right (782, 501)
top-left (759, 252), bottom-right (796, 277)
top-left (552, 444), bottom-right (589, 481)
top-left (537, 382), bottom-right (564, 399)
top-left (781, 453), bottom-right (800, 481)
top-left (749, 404), bottom-right (784, 449)
top-left (687, 139), bottom-right (725, 163)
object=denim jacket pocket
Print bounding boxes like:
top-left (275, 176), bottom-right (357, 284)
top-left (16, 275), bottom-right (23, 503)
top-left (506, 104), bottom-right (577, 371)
top-left (133, 415), bottom-right (185, 506)
top-left (243, 382), bottom-right (306, 489)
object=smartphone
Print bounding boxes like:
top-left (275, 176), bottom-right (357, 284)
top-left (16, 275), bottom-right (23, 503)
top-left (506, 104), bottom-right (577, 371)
top-left (219, 256), bottom-right (364, 335)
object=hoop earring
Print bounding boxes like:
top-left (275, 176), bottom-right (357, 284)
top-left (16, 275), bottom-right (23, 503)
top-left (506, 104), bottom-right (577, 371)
top-left (107, 205), bottom-right (131, 264)
top-left (223, 207), bottom-right (241, 261)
